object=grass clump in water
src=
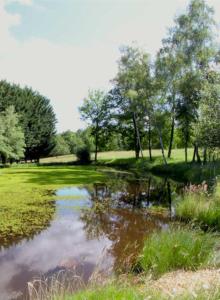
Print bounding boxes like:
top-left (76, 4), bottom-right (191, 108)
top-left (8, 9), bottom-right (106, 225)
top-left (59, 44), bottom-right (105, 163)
top-left (139, 227), bottom-right (217, 277)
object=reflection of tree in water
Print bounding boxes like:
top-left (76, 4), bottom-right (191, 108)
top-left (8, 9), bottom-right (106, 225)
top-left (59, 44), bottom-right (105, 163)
top-left (90, 174), bottom-right (178, 209)
top-left (80, 176), bottom-right (175, 271)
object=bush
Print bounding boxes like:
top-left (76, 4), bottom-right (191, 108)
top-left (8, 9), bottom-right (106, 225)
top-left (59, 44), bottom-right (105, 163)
top-left (139, 227), bottom-right (217, 277)
top-left (76, 147), bottom-right (91, 164)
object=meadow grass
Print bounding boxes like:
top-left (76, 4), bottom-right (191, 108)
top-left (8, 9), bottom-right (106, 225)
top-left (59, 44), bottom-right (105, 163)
top-left (40, 149), bottom-right (193, 165)
top-left (0, 165), bottom-right (106, 245)
top-left (40, 154), bottom-right (76, 164)
top-left (138, 227), bottom-right (218, 278)
top-left (175, 192), bottom-right (220, 230)
top-left (39, 149), bottom-right (220, 183)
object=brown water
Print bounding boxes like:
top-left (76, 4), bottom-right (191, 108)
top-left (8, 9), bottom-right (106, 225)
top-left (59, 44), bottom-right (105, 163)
top-left (0, 171), bottom-right (181, 300)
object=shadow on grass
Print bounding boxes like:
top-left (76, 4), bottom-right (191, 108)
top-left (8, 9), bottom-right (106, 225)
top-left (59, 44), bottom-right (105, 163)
top-left (152, 160), bottom-right (220, 184)
top-left (96, 156), bottom-right (162, 169)
top-left (95, 156), bottom-right (220, 184)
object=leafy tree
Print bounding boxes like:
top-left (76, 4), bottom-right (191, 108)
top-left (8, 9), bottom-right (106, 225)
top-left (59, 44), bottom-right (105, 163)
top-left (155, 44), bottom-right (181, 159)
top-left (0, 81), bottom-right (56, 161)
top-left (0, 106), bottom-right (25, 163)
top-left (113, 46), bottom-right (153, 159)
top-left (163, 0), bottom-right (218, 162)
top-left (50, 134), bottom-right (71, 157)
top-left (79, 90), bottom-right (110, 161)
top-left (195, 71), bottom-right (220, 162)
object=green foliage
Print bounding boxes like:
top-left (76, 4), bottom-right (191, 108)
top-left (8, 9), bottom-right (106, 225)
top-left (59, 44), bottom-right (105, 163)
top-left (0, 106), bottom-right (25, 162)
top-left (160, 0), bottom-right (219, 161)
top-left (176, 190), bottom-right (220, 230)
top-left (0, 80), bottom-right (56, 160)
top-left (50, 134), bottom-right (71, 156)
top-left (76, 147), bottom-right (91, 164)
top-left (112, 45), bottom-right (153, 159)
top-left (139, 227), bottom-right (217, 277)
top-left (195, 71), bottom-right (220, 152)
top-left (79, 89), bottom-right (111, 160)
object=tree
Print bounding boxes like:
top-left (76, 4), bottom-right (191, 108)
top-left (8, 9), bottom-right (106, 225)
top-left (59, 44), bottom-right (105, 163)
top-left (113, 45), bottom-right (153, 159)
top-left (50, 134), bottom-right (71, 157)
top-left (0, 81), bottom-right (56, 161)
top-left (176, 73), bottom-right (202, 162)
top-left (155, 44), bottom-right (181, 159)
top-left (79, 90), bottom-right (110, 161)
top-left (163, 0), bottom-right (218, 162)
top-left (195, 70), bottom-right (220, 162)
top-left (0, 106), bottom-right (25, 163)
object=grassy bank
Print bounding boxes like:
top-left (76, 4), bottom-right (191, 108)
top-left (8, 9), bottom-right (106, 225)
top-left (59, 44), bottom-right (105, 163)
top-left (55, 283), bottom-right (220, 300)
top-left (0, 165), bottom-right (106, 245)
top-left (40, 149), bottom-right (220, 183)
top-left (138, 227), bottom-right (218, 277)
top-left (175, 187), bottom-right (220, 230)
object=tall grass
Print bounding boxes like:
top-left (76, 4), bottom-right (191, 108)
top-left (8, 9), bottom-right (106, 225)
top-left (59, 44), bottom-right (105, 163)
top-left (138, 227), bottom-right (217, 277)
top-left (176, 193), bottom-right (220, 230)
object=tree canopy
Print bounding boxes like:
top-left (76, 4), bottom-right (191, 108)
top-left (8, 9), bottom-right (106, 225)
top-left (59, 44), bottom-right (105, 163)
top-left (0, 81), bottom-right (56, 161)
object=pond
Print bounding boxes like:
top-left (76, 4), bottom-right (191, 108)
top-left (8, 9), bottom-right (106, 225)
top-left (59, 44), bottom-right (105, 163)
top-left (0, 170), bottom-right (184, 299)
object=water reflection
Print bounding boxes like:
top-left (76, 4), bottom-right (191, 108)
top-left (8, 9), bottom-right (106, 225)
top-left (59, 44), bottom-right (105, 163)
top-left (0, 171), bottom-right (181, 299)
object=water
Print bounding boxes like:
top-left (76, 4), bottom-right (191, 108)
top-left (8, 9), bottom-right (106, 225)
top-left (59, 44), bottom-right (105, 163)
top-left (0, 171), bottom-right (181, 300)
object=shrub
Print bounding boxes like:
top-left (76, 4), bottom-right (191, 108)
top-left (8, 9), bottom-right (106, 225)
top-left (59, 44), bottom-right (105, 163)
top-left (139, 227), bottom-right (217, 277)
top-left (76, 147), bottom-right (91, 164)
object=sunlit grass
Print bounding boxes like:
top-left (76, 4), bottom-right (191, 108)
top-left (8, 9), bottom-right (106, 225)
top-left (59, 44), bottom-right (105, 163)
top-left (60, 285), bottom-right (143, 300)
top-left (40, 149), bottom-right (194, 165)
top-left (138, 227), bottom-right (218, 278)
top-left (176, 191), bottom-right (220, 230)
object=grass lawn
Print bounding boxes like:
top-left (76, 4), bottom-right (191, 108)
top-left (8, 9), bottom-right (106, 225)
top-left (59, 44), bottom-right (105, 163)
top-left (0, 165), bottom-right (106, 245)
top-left (40, 149), bottom-right (193, 165)
top-left (40, 148), bottom-right (220, 183)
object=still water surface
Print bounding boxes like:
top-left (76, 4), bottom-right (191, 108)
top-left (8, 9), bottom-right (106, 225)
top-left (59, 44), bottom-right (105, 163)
top-left (0, 171), bottom-right (182, 299)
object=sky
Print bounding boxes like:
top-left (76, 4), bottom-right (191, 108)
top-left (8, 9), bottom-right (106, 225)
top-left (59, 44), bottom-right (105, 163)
top-left (0, 0), bottom-right (220, 132)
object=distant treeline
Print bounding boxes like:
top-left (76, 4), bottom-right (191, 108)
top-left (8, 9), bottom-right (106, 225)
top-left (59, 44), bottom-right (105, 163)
top-left (51, 126), bottom-right (190, 158)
